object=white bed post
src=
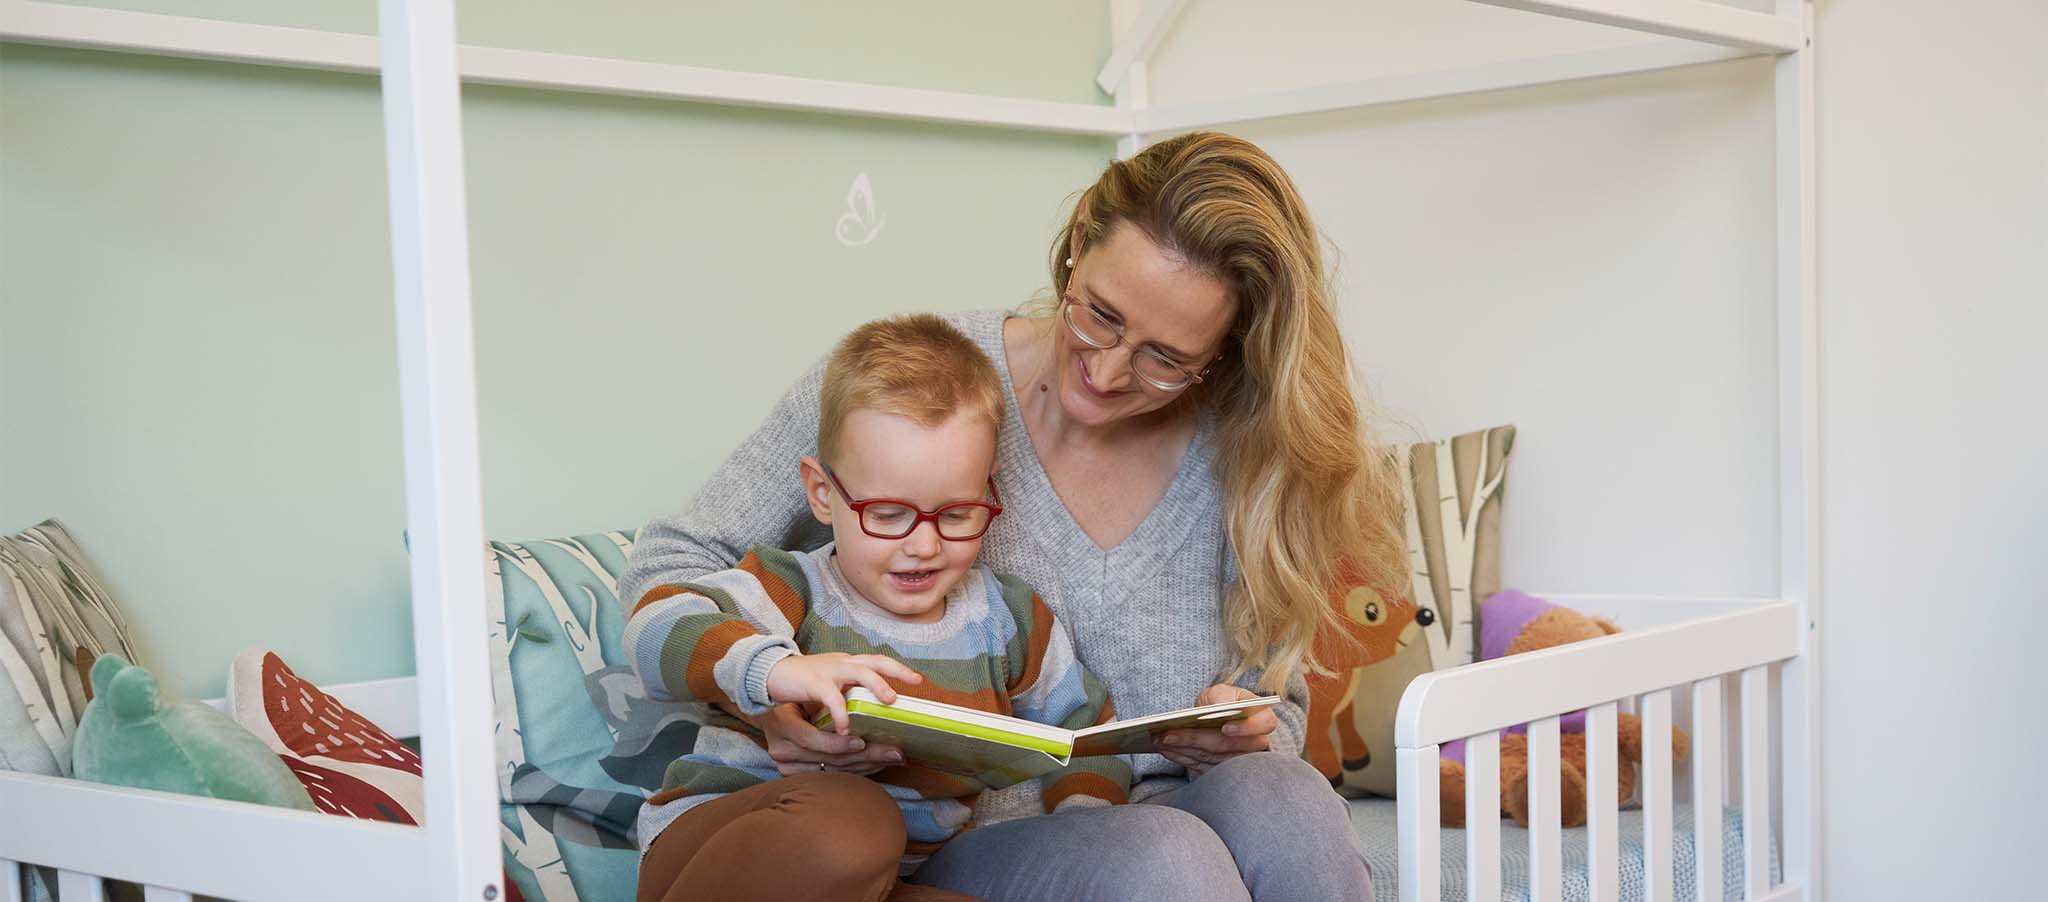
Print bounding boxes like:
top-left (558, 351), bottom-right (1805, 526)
top-left (1396, 745), bottom-right (1442, 902)
top-left (1775, 1), bottom-right (1821, 900)
top-left (1114, 63), bottom-right (1149, 160)
top-left (378, 1), bottom-right (501, 901)
top-left (1100, 0), bottom-right (1185, 159)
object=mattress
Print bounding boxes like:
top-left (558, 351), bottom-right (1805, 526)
top-left (1347, 799), bottom-right (1780, 902)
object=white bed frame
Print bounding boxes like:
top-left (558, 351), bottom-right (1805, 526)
top-left (0, 1), bottom-right (1820, 900)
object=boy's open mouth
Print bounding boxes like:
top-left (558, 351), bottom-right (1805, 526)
top-left (889, 569), bottom-right (939, 592)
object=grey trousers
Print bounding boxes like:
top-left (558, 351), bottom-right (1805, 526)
top-left (908, 752), bottom-right (1372, 902)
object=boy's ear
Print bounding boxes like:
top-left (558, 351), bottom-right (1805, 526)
top-left (798, 456), bottom-right (835, 526)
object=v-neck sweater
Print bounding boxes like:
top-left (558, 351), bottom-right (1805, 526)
top-left (618, 308), bottom-right (1309, 826)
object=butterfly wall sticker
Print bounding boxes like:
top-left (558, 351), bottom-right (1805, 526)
top-left (834, 172), bottom-right (885, 246)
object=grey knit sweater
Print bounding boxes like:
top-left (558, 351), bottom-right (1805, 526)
top-left (618, 308), bottom-right (1309, 826)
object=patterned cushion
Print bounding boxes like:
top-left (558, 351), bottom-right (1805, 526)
top-left (0, 519), bottom-right (139, 778)
top-left (484, 530), bottom-right (699, 902)
top-left (228, 648), bottom-right (425, 822)
top-left (1303, 425), bottom-right (1516, 797)
top-left (228, 648), bottom-right (529, 902)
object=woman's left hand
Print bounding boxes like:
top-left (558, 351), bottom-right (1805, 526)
top-left (1156, 684), bottom-right (1276, 777)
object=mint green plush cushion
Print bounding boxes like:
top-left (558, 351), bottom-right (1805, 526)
top-left (72, 654), bottom-right (314, 811)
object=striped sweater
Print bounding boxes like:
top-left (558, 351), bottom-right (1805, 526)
top-left (625, 543), bottom-right (1131, 856)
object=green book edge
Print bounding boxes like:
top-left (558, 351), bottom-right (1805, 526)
top-left (828, 698), bottom-right (1075, 760)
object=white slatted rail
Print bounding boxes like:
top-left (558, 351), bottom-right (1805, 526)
top-left (1466, 732), bottom-right (1502, 902)
top-left (1741, 666), bottom-right (1774, 897)
top-left (0, 774), bottom-right (426, 899)
top-left (58, 871), bottom-right (102, 902)
top-left (1527, 716), bottom-right (1564, 902)
top-left (1586, 702), bottom-right (1621, 902)
top-left (1642, 689), bottom-right (1676, 902)
top-left (1692, 678), bottom-right (1726, 901)
top-left (1397, 603), bottom-right (1799, 749)
top-left (1398, 746), bottom-right (1442, 902)
top-left (1397, 604), bottom-right (1800, 902)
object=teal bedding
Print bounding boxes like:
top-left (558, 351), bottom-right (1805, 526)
top-left (1348, 799), bottom-right (1780, 902)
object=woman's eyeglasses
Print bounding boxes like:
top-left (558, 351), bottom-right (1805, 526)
top-left (824, 466), bottom-right (1003, 541)
top-left (1059, 297), bottom-right (1216, 392)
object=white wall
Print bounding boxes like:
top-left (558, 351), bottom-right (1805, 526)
top-left (1147, 1), bottom-right (2044, 898)
top-left (1151, 1), bottom-right (1781, 598)
top-left (1812, 1), bottom-right (2044, 898)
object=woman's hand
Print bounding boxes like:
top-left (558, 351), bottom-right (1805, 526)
top-left (1155, 684), bottom-right (1276, 777)
top-left (755, 653), bottom-right (920, 776)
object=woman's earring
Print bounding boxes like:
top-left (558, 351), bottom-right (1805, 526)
top-left (1065, 257), bottom-right (1074, 267)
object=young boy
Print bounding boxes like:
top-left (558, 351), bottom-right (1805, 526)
top-left (628, 315), bottom-right (1129, 902)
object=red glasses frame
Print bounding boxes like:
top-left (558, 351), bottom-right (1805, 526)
top-left (823, 465), bottom-right (1004, 541)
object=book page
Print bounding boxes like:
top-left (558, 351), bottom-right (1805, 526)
top-left (1070, 696), bottom-right (1283, 758)
top-left (844, 712), bottom-right (1069, 789)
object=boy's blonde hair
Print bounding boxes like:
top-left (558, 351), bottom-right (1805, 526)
top-left (818, 314), bottom-right (1005, 462)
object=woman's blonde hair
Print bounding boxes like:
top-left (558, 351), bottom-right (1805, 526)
top-left (1049, 132), bottom-right (1407, 693)
top-left (818, 314), bottom-right (1006, 463)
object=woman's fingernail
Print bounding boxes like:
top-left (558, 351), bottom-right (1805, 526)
top-left (851, 739), bottom-right (866, 751)
top-left (888, 751), bottom-right (904, 763)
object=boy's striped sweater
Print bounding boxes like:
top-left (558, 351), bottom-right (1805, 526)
top-left (624, 543), bottom-right (1131, 856)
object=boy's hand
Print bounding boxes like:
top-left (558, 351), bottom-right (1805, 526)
top-left (765, 653), bottom-right (923, 736)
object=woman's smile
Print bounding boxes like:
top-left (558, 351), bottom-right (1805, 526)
top-left (1076, 353), bottom-right (1124, 399)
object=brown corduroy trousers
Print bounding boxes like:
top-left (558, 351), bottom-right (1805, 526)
top-left (636, 772), bottom-right (980, 902)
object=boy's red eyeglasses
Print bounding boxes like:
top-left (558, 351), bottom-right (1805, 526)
top-left (823, 465), bottom-right (1003, 541)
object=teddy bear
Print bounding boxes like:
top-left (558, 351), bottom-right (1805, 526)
top-left (1436, 589), bottom-right (1689, 827)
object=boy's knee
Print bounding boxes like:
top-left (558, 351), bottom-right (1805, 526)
top-left (779, 773), bottom-right (906, 880)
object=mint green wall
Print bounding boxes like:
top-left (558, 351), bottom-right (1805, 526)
top-left (1, 4), bottom-right (1114, 699)
top-left (49, 0), bottom-right (1111, 103)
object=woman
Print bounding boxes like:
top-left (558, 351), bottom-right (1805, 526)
top-left (622, 132), bottom-right (1408, 901)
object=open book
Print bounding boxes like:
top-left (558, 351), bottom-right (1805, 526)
top-left (816, 689), bottom-right (1282, 789)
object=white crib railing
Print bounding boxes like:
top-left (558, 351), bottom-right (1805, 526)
top-left (0, 774), bottom-right (427, 901)
top-left (1396, 601), bottom-right (1803, 902)
top-left (0, 670), bottom-right (442, 902)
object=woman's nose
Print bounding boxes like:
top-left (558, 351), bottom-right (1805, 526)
top-left (1092, 343), bottom-right (1140, 389)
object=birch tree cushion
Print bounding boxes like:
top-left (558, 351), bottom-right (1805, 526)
top-left (483, 530), bottom-right (700, 902)
top-left (1303, 424), bottom-right (1516, 798)
top-left (0, 519), bottom-right (141, 777)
